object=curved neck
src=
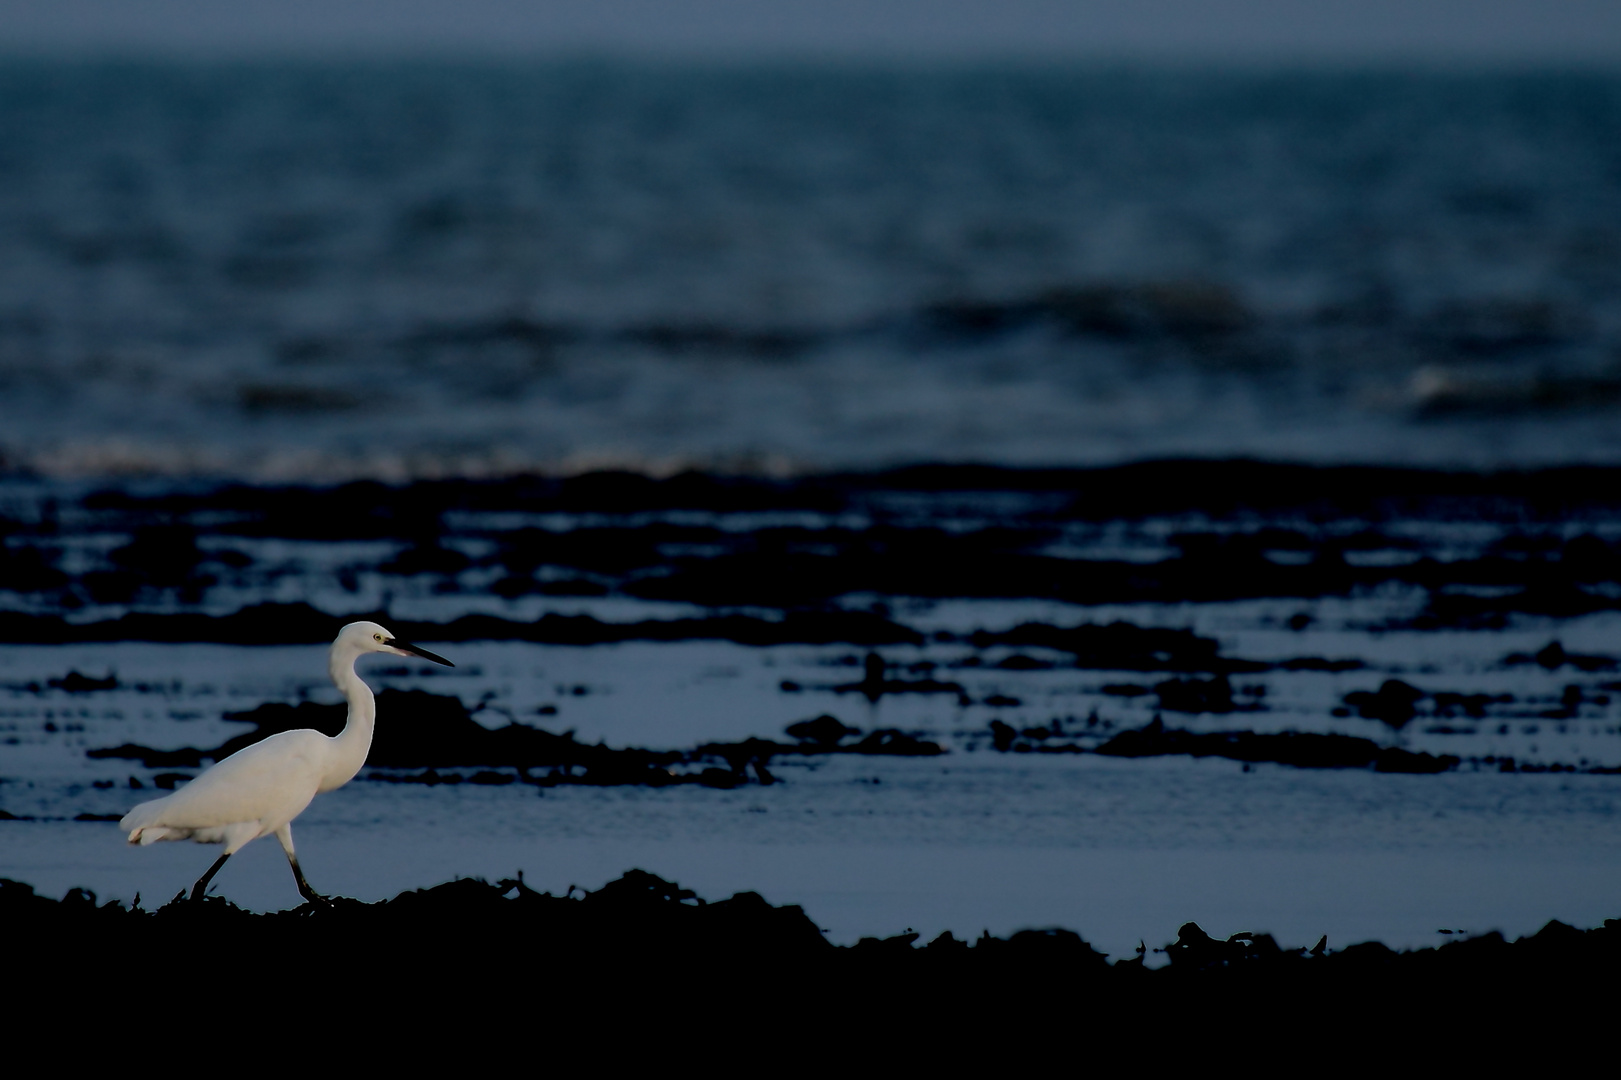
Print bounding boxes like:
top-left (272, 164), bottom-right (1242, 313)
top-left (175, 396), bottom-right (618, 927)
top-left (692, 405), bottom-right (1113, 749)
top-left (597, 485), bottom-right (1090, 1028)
top-left (323, 642), bottom-right (377, 791)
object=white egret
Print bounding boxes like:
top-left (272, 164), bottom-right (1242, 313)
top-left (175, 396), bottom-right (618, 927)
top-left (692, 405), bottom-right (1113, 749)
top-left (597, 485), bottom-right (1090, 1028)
top-left (120, 621), bottom-right (454, 904)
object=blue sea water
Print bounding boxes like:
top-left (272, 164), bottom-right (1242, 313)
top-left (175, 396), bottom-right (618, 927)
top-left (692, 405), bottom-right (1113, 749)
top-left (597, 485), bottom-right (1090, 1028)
top-left (1, 60), bottom-right (1619, 478)
top-left (5, 59), bottom-right (1621, 954)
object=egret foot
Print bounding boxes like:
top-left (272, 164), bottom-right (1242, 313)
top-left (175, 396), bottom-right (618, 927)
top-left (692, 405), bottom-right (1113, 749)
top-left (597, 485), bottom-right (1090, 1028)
top-left (190, 852), bottom-right (232, 903)
top-left (291, 860), bottom-right (329, 906)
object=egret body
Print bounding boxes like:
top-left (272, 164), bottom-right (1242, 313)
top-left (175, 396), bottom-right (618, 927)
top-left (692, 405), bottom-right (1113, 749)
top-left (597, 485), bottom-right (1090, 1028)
top-left (120, 621), bottom-right (453, 903)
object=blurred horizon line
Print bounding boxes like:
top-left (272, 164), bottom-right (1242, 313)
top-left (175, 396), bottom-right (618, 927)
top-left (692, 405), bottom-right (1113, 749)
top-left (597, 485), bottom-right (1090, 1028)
top-left (3, 0), bottom-right (1619, 69)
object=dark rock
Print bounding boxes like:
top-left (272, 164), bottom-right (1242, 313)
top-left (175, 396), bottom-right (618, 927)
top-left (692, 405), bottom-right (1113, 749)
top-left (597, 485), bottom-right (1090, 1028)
top-left (989, 719), bottom-right (1017, 751)
top-left (1165, 922), bottom-right (1247, 969)
top-left (833, 651), bottom-right (969, 703)
top-left (378, 542), bottom-right (471, 577)
top-left (850, 729), bottom-right (944, 756)
top-left (1430, 691), bottom-right (1514, 718)
top-left (1344, 679), bottom-right (1425, 728)
top-left (1504, 640), bottom-right (1616, 672)
top-left (1094, 720), bottom-right (1459, 773)
top-left (47, 670), bottom-right (118, 692)
top-left (86, 743), bottom-right (206, 768)
top-left (972, 621), bottom-right (1264, 673)
top-left (108, 525), bottom-right (207, 585)
top-left (1154, 675), bottom-right (1237, 714)
top-left (0, 543), bottom-right (69, 592)
top-left (785, 714), bottom-right (858, 746)
top-left (1277, 656), bottom-right (1363, 672)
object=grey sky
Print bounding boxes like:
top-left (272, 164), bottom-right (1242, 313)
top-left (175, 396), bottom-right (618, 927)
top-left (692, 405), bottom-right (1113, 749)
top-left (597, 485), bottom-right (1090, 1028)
top-left (2, 0), bottom-right (1619, 64)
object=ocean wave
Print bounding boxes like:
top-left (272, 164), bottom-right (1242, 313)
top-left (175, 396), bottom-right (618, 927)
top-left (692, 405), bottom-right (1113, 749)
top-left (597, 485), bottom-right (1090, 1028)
top-left (6, 63), bottom-right (1621, 481)
top-left (3, 438), bottom-right (813, 484)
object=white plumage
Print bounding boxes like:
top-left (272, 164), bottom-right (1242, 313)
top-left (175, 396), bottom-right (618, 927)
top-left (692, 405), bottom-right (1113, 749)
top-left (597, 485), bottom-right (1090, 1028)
top-left (121, 620), bottom-right (453, 903)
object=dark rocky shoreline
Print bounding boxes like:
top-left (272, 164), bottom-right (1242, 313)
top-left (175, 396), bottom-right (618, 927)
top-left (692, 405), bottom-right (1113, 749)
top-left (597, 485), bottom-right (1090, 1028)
top-left (8, 868), bottom-right (1615, 1016)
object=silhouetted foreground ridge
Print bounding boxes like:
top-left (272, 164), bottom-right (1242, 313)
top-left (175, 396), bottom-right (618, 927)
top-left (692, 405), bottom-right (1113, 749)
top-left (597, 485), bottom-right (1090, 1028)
top-left (8, 870), bottom-right (1617, 1020)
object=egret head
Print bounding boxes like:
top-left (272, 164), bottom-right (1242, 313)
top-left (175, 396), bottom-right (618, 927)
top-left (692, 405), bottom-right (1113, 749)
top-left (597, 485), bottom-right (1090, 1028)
top-left (337, 621), bottom-right (455, 667)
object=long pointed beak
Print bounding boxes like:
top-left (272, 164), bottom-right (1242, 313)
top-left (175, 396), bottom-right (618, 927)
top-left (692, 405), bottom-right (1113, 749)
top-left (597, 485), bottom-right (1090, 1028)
top-left (389, 639), bottom-right (454, 667)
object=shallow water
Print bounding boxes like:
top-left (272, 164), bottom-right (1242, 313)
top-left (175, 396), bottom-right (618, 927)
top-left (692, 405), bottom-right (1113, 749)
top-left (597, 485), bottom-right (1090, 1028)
top-left (6, 472), bottom-right (1621, 955)
top-left (11, 756), bottom-right (1621, 961)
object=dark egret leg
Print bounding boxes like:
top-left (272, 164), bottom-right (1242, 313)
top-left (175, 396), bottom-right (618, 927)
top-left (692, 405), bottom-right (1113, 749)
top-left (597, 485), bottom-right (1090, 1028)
top-left (289, 855), bottom-right (326, 905)
top-left (275, 822), bottom-right (328, 905)
top-left (190, 852), bottom-right (232, 903)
